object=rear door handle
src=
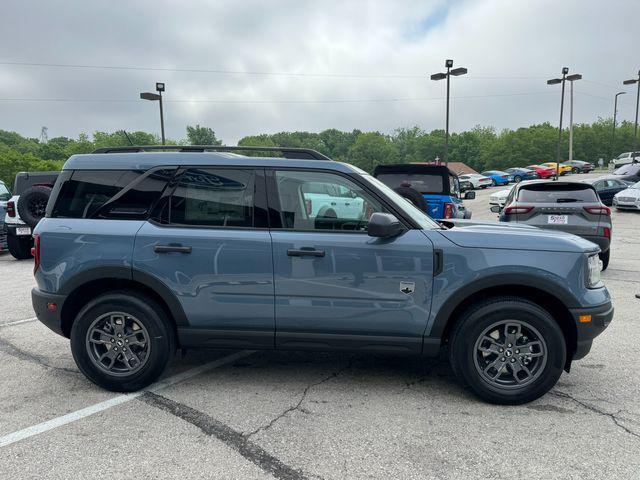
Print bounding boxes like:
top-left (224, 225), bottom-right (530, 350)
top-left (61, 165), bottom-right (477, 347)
top-left (287, 248), bottom-right (325, 257)
top-left (154, 245), bottom-right (192, 254)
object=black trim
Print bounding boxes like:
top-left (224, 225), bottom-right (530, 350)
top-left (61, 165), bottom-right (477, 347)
top-left (31, 288), bottom-right (66, 336)
top-left (131, 269), bottom-right (189, 326)
top-left (91, 145), bottom-right (332, 160)
top-left (58, 266), bottom-right (132, 295)
top-left (433, 249), bottom-right (443, 276)
top-left (178, 327), bottom-right (274, 349)
top-left (276, 332), bottom-right (422, 353)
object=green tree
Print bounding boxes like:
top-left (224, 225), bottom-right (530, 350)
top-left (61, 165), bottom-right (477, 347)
top-left (186, 125), bottom-right (222, 145)
top-left (347, 132), bottom-right (398, 172)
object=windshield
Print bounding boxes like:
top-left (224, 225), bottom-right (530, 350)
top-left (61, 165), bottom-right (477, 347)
top-left (0, 183), bottom-right (10, 201)
top-left (630, 181), bottom-right (640, 189)
top-left (613, 164), bottom-right (640, 175)
top-left (363, 174), bottom-right (441, 229)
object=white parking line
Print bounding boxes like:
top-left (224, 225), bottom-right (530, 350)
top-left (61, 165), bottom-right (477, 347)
top-left (0, 349), bottom-right (254, 448)
top-left (0, 317), bottom-right (37, 328)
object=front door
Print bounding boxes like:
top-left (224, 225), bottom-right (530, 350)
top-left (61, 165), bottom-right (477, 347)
top-left (133, 167), bottom-right (274, 348)
top-left (268, 169), bottom-right (434, 353)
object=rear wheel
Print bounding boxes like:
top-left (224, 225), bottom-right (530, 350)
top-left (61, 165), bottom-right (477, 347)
top-left (449, 297), bottom-right (565, 405)
top-left (7, 231), bottom-right (33, 259)
top-left (572, 167), bottom-right (580, 174)
top-left (599, 250), bottom-right (610, 271)
top-left (70, 292), bottom-right (176, 392)
top-left (514, 175), bottom-right (522, 183)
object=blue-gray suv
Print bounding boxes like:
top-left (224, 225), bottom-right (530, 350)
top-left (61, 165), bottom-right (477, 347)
top-left (31, 146), bottom-right (613, 404)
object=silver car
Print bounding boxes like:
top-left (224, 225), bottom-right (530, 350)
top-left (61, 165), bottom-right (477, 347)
top-left (492, 181), bottom-right (612, 269)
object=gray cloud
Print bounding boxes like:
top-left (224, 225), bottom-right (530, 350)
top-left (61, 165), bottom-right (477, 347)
top-left (0, 0), bottom-right (638, 144)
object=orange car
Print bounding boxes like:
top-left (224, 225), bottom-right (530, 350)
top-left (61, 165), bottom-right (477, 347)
top-left (541, 162), bottom-right (572, 175)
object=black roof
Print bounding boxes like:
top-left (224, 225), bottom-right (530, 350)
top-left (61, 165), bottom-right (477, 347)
top-left (373, 163), bottom-right (456, 176)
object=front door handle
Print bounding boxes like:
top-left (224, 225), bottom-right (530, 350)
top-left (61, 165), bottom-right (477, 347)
top-left (154, 244), bottom-right (192, 254)
top-left (287, 248), bottom-right (325, 257)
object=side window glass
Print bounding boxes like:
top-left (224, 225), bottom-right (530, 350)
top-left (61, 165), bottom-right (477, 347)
top-left (274, 170), bottom-right (388, 231)
top-left (169, 169), bottom-right (256, 227)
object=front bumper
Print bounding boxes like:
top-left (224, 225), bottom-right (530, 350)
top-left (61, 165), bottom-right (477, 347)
top-left (570, 301), bottom-right (614, 360)
top-left (31, 288), bottom-right (67, 337)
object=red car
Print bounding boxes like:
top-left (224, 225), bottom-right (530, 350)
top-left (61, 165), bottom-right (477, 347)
top-left (525, 164), bottom-right (555, 179)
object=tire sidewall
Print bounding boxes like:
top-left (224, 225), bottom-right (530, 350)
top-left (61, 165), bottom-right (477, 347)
top-left (452, 300), bottom-right (566, 404)
top-left (17, 186), bottom-right (52, 228)
top-left (70, 293), bottom-right (175, 392)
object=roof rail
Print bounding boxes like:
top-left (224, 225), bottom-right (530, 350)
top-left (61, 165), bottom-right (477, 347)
top-left (91, 145), bottom-right (332, 160)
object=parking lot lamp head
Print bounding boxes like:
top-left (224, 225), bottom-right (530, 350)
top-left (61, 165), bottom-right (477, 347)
top-left (139, 83), bottom-right (166, 145)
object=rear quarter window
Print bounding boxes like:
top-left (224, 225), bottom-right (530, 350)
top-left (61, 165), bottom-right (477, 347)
top-left (517, 184), bottom-right (599, 203)
top-left (50, 169), bottom-right (174, 219)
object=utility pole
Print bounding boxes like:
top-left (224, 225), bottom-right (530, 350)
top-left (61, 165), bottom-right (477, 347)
top-left (567, 74), bottom-right (581, 161)
top-left (611, 92), bottom-right (626, 160)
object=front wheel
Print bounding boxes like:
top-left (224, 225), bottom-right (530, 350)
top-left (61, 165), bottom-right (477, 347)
top-left (7, 231), bottom-right (33, 259)
top-left (449, 297), bottom-right (566, 405)
top-left (70, 292), bottom-right (176, 392)
top-left (572, 167), bottom-right (580, 174)
top-left (514, 175), bottom-right (522, 183)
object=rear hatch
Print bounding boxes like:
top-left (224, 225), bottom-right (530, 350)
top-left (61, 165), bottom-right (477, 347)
top-left (508, 182), bottom-right (606, 237)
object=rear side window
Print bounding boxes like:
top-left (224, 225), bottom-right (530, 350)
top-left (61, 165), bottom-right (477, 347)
top-left (374, 173), bottom-right (444, 194)
top-left (50, 169), bottom-right (174, 219)
top-left (517, 184), bottom-right (598, 203)
top-left (167, 168), bottom-right (257, 227)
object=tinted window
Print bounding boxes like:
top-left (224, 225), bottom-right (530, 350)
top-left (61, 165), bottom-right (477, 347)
top-left (517, 184), bottom-right (598, 203)
top-left (374, 173), bottom-right (444, 194)
top-left (274, 170), bottom-right (387, 231)
top-left (52, 170), bottom-right (141, 218)
top-left (168, 168), bottom-right (256, 227)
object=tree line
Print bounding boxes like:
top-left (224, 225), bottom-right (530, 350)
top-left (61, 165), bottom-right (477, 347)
top-left (0, 119), bottom-right (636, 186)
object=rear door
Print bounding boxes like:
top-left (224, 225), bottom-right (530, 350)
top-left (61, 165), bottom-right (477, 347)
top-left (133, 167), bottom-right (275, 349)
top-left (268, 169), bottom-right (434, 353)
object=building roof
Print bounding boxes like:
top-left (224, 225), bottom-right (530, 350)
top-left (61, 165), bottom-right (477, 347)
top-left (445, 162), bottom-right (478, 176)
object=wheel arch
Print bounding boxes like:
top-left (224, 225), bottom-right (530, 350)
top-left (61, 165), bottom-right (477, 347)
top-left (59, 269), bottom-right (188, 338)
top-left (433, 282), bottom-right (578, 366)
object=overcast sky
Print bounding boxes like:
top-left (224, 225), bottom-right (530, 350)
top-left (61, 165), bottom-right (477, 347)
top-left (1, 0), bottom-right (638, 144)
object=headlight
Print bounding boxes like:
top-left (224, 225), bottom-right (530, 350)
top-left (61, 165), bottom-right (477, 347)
top-left (586, 254), bottom-right (602, 288)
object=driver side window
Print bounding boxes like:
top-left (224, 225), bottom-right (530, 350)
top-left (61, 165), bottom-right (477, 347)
top-left (274, 170), bottom-right (387, 231)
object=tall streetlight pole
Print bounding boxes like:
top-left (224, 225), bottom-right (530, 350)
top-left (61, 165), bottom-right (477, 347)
top-left (547, 68), bottom-right (581, 180)
top-left (431, 59), bottom-right (467, 166)
top-left (140, 82), bottom-right (166, 145)
top-left (611, 91), bottom-right (626, 160)
top-left (567, 75), bottom-right (581, 161)
top-left (623, 70), bottom-right (640, 157)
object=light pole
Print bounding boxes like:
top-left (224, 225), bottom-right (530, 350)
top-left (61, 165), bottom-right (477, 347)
top-left (623, 70), bottom-right (640, 157)
top-left (611, 91), bottom-right (626, 160)
top-left (567, 74), bottom-right (582, 161)
top-left (140, 82), bottom-right (166, 145)
top-left (431, 59), bottom-right (467, 166)
top-left (547, 68), bottom-right (581, 180)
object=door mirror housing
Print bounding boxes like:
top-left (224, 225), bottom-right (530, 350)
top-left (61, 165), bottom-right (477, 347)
top-left (464, 191), bottom-right (476, 200)
top-left (367, 213), bottom-right (404, 238)
top-left (490, 205), bottom-right (502, 213)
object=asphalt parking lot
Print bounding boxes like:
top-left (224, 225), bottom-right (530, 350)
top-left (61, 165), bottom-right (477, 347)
top-left (1, 178), bottom-right (639, 479)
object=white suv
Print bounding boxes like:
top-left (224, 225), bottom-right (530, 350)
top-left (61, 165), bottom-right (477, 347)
top-left (612, 151), bottom-right (640, 168)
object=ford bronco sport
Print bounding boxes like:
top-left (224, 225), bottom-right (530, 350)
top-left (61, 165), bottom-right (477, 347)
top-left (31, 146), bottom-right (613, 404)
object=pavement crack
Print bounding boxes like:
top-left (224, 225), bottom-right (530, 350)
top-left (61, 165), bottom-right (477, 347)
top-left (0, 336), bottom-right (80, 375)
top-left (140, 391), bottom-right (317, 480)
top-left (550, 390), bottom-right (640, 440)
top-left (246, 357), bottom-right (355, 439)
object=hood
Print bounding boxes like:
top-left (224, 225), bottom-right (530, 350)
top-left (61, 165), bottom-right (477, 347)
top-left (438, 221), bottom-right (598, 253)
top-left (615, 187), bottom-right (640, 198)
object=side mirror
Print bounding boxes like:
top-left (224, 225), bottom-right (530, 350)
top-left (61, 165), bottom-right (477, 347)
top-left (490, 205), bottom-right (502, 213)
top-left (464, 191), bottom-right (476, 200)
top-left (368, 212), bottom-right (404, 238)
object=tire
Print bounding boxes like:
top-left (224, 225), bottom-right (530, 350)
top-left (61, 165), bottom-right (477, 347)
top-left (7, 231), bottom-right (33, 259)
top-left (393, 187), bottom-right (428, 212)
top-left (572, 167), bottom-right (580, 174)
top-left (70, 292), bottom-right (176, 392)
top-left (491, 179), bottom-right (497, 187)
top-left (17, 186), bottom-right (52, 228)
top-left (514, 175), bottom-right (522, 183)
top-left (599, 250), bottom-right (610, 271)
top-left (449, 297), bottom-right (566, 405)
